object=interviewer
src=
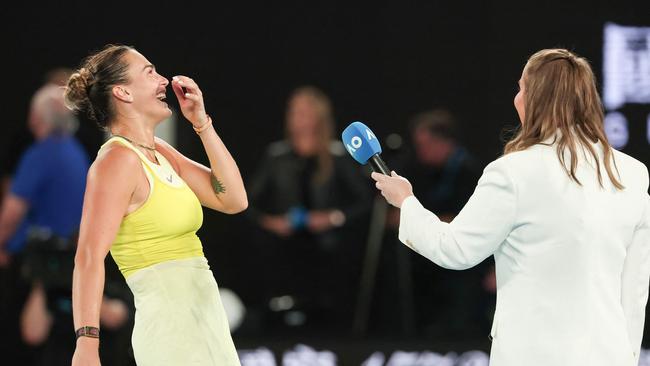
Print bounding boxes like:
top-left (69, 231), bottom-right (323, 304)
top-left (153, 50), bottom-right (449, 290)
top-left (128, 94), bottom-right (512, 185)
top-left (372, 48), bottom-right (650, 366)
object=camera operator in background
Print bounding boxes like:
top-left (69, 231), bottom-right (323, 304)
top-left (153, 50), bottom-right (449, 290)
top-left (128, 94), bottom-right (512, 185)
top-left (20, 230), bottom-right (132, 366)
top-left (0, 78), bottom-right (131, 365)
top-left (378, 109), bottom-right (493, 338)
top-left (0, 80), bottom-right (88, 265)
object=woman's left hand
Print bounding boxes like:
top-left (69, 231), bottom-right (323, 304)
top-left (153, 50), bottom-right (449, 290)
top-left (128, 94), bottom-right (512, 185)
top-left (371, 171), bottom-right (414, 208)
top-left (171, 75), bottom-right (208, 127)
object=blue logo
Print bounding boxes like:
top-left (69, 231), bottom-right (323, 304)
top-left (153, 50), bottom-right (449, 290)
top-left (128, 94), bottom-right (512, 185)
top-left (341, 121), bottom-right (382, 164)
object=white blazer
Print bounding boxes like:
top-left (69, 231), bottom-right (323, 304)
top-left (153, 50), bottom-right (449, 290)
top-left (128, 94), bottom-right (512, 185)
top-left (398, 139), bottom-right (650, 366)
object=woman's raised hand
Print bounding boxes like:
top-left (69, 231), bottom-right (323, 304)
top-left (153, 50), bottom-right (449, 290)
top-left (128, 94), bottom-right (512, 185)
top-left (172, 75), bottom-right (208, 128)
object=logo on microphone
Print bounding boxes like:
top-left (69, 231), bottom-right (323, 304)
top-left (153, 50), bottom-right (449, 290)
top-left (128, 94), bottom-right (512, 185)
top-left (341, 121), bottom-right (383, 164)
top-left (345, 128), bottom-right (377, 155)
top-left (341, 121), bottom-right (391, 174)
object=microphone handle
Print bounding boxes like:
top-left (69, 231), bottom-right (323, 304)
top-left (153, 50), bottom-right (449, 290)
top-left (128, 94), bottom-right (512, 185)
top-left (369, 154), bottom-right (391, 175)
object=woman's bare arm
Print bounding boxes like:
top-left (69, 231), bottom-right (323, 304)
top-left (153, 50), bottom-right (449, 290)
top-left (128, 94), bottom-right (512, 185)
top-left (156, 136), bottom-right (247, 214)
top-left (160, 74), bottom-right (247, 214)
top-left (72, 146), bottom-right (140, 351)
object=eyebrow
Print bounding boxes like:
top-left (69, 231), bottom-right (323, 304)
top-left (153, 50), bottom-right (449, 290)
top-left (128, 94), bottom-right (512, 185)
top-left (142, 64), bottom-right (155, 72)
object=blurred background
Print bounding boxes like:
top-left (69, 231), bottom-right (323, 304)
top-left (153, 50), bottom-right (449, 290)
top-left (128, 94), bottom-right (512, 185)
top-left (0, 0), bottom-right (649, 365)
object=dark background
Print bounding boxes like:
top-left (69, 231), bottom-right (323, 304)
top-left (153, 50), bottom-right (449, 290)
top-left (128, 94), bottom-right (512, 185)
top-left (1, 0), bottom-right (648, 362)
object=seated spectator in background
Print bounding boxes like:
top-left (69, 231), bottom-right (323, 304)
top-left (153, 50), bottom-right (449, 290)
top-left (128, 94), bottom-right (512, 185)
top-left (247, 86), bottom-right (372, 332)
top-left (382, 109), bottom-right (493, 339)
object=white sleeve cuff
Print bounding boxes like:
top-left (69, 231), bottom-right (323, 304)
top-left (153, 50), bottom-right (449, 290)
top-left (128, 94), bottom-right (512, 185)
top-left (398, 195), bottom-right (440, 252)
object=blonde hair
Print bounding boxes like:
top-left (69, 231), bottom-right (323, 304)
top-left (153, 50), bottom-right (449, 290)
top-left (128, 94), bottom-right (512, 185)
top-left (505, 49), bottom-right (623, 190)
top-left (286, 86), bottom-right (336, 184)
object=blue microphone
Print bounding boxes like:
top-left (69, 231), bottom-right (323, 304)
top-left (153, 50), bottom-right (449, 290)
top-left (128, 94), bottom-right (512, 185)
top-left (341, 121), bottom-right (391, 175)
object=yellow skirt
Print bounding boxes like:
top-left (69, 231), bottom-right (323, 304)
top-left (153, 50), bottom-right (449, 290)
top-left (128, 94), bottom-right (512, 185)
top-left (126, 257), bottom-right (240, 366)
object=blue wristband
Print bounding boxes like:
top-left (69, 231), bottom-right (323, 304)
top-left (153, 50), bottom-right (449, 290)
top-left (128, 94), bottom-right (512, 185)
top-left (288, 207), bottom-right (308, 230)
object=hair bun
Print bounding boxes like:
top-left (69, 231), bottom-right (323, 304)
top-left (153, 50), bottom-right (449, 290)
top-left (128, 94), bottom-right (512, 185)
top-left (64, 67), bottom-right (96, 120)
top-left (79, 67), bottom-right (96, 88)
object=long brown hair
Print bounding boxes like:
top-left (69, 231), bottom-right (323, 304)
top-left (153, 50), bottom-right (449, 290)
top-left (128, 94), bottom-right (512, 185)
top-left (505, 49), bottom-right (624, 189)
top-left (286, 86), bottom-right (335, 184)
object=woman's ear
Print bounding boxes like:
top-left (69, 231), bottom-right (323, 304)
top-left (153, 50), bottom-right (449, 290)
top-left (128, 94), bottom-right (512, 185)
top-left (112, 86), bottom-right (133, 103)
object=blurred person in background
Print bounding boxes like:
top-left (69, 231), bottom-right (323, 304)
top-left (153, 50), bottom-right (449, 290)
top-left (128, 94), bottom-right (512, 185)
top-left (65, 44), bottom-right (247, 366)
top-left (0, 73), bottom-right (87, 264)
top-left (0, 78), bottom-right (90, 364)
top-left (394, 109), bottom-right (479, 224)
top-left (372, 48), bottom-right (650, 366)
top-left (373, 109), bottom-right (493, 339)
top-left (20, 239), bottom-right (133, 366)
top-left (247, 86), bottom-right (372, 332)
top-left (0, 68), bottom-right (73, 196)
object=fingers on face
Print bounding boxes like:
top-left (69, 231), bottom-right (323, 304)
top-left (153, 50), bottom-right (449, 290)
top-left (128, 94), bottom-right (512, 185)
top-left (172, 76), bottom-right (202, 96)
top-left (171, 83), bottom-right (185, 99)
top-left (172, 75), bottom-right (194, 85)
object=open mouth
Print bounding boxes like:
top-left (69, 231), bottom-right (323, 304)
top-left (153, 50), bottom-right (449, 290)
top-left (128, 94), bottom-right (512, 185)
top-left (156, 92), bottom-right (168, 106)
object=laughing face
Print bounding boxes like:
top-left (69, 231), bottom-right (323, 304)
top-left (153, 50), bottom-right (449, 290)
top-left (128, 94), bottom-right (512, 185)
top-left (120, 50), bottom-right (171, 122)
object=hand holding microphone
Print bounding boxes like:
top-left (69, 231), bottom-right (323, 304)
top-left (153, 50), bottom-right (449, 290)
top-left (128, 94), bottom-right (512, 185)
top-left (341, 121), bottom-right (413, 208)
top-left (371, 171), bottom-right (413, 208)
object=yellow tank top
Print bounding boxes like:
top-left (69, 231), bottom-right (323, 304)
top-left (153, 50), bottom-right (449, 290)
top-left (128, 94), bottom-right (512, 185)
top-left (102, 136), bottom-right (205, 278)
